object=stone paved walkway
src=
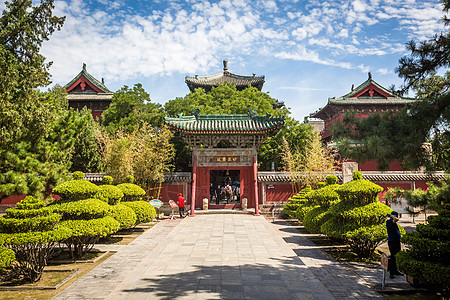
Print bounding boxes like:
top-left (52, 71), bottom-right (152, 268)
top-left (53, 215), bottom-right (384, 300)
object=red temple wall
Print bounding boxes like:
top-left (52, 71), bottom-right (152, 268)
top-left (263, 184), bottom-right (294, 203)
top-left (159, 184), bottom-right (185, 202)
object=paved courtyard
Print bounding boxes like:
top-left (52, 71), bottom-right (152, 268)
top-left (53, 214), bottom-right (386, 300)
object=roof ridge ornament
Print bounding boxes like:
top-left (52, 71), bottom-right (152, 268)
top-left (192, 109), bottom-right (200, 120)
top-left (223, 60), bottom-right (228, 72)
top-left (368, 72), bottom-right (372, 79)
top-left (83, 63), bottom-right (86, 71)
top-left (248, 108), bottom-right (257, 119)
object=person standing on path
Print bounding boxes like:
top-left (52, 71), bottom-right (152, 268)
top-left (386, 211), bottom-right (402, 278)
top-left (177, 193), bottom-right (186, 218)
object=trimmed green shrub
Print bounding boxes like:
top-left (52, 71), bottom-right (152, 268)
top-left (317, 182), bottom-right (326, 189)
top-left (296, 203), bottom-right (319, 222)
top-left (72, 171), bottom-right (85, 180)
top-left (328, 201), bottom-right (392, 225)
top-left (326, 175), bottom-right (338, 185)
top-left (282, 185), bottom-right (312, 218)
top-left (117, 183), bottom-right (145, 201)
top-left (321, 172), bottom-right (389, 258)
top-left (305, 184), bottom-right (340, 207)
top-left (95, 185), bottom-right (124, 205)
top-left (0, 246), bottom-right (15, 271)
top-left (108, 204), bottom-right (137, 230)
top-left (16, 195), bottom-right (45, 210)
top-left (303, 206), bottom-right (332, 234)
top-left (60, 217), bottom-right (120, 258)
top-left (126, 175), bottom-right (135, 183)
top-left (0, 196), bottom-right (70, 282)
top-left (52, 179), bottom-right (100, 201)
top-left (102, 176), bottom-right (113, 185)
top-left (51, 198), bottom-right (111, 220)
top-left (398, 204), bottom-right (450, 292)
top-left (335, 179), bottom-right (383, 204)
top-left (51, 198), bottom-right (119, 259)
top-left (122, 201), bottom-right (156, 225)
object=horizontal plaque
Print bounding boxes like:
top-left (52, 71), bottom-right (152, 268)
top-left (210, 156), bottom-right (240, 163)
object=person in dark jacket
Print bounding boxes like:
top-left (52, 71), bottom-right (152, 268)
top-left (386, 211), bottom-right (403, 278)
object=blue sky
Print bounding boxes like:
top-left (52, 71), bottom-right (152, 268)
top-left (8, 0), bottom-right (447, 120)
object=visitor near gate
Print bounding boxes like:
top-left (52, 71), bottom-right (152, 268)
top-left (177, 193), bottom-right (186, 218)
top-left (386, 211), bottom-right (402, 278)
top-left (225, 184), bottom-right (232, 204)
top-left (235, 185), bottom-right (240, 202)
top-left (215, 185), bottom-right (221, 204)
top-left (210, 184), bottom-right (215, 202)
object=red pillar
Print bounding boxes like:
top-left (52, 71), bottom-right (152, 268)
top-left (253, 155), bottom-right (260, 215)
top-left (191, 154), bottom-right (197, 216)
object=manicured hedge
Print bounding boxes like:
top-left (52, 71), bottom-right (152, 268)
top-left (305, 184), bottom-right (340, 207)
top-left (303, 206), bottom-right (332, 234)
top-left (109, 204), bottom-right (137, 230)
top-left (117, 183), bottom-right (146, 201)
top-left (52, 179), bottom-right (100, 201)
top-left (60, 217), bottom-right (120, 258)
top-left (0, 246), bottom-right (15, 270)
top-left (282, 185), bottom-right (312, 218)
top-left (296, 203), bottom-right (319, 223)
top-left (96, 185), bottom-right (124, 205)
top-left (122, 201), bottom-right (156, 225)
top-left (102, 176), bottom-right (113, 185)
top-left (0, 196), bottom-right (70, 282)
top-left (398, 204), bottom-right (450, 292)
top-left (320, 171), bottom-right (389, 258)
top-left (335, 179), bottom-right (383, 204)
top-left (51, 198), bottom-right (111, 220)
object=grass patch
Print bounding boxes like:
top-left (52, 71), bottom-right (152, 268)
top-left (0, 252), bottom-right (114, 300)
top-left (50, 250), bottom-right (104, 263)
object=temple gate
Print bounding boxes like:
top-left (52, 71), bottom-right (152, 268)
top-left (164, 110), bottom-right (284, 215)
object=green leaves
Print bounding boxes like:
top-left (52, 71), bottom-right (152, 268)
top-left (122, 201), bottom-right (156, 225)
top-left (52, 179), bottom-right (100, 201)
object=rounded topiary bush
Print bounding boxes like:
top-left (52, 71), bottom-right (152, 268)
top-left (51, 198), bottom-right (119, 259)
top-left (126, 175), bottom-right (135, 183)
top-left (52, 198), bottom-right (111, 220)
top-left (296, 203), bottom-right (319, 223)
top-left (0, 196), bottom-right (70, 282)
top-left (108, 204), bottom-right (137, 230)
top-left (102, 176), bottom-right (113, 185)
top-left (282, 185), bottom-right (312, 218)
top-left (72, 171), bottom-right (85, 180)
top-left (116, 183), bottom-right (145, 202)
top-left (95, 185), bottom-right (124, 205)
top-left (322, 171), bottom-right (392, 258)
top-left (305, 184), bottom-right (340, 207)
top-left (326, 175), bottom-right (338, 185)
top-left (397, 204), bottom-right (450, 292)
top-left (0, 246), bottom-right (15, 271)
top-left (122, 201), bottom-right (156, 225)
top-left (303, 206), bottom-right (332, 234)
top-left (52, 179), bottom-right (100, 201)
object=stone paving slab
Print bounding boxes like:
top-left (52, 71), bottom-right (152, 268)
top-left (53, 215), bottom-right (385, 300)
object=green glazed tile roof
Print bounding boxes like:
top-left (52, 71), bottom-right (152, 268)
top-left (64, 63), bottom-right (112, 93)
top-left (165, 111), bottom-right (284, 133)
top-left (311, 75), bottom-right (416, 119)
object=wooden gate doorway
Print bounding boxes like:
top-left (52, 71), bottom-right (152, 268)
top-left (209, 170), bottom-right (241, 208)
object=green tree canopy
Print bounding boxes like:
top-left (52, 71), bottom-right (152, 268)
top-left (101, 83), bottom-right (164, 134)
top-left (164, 83), bottom-right (313, 171)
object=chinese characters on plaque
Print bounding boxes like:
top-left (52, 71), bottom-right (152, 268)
top-left (210, 156), bottom-right (240, 163)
